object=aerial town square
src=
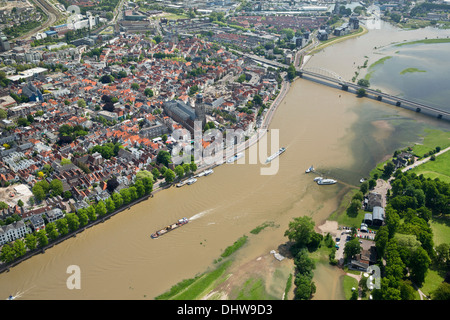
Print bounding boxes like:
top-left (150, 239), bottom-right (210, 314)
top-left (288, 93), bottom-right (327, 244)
top-left (0, 0), bottom-right (449, 306)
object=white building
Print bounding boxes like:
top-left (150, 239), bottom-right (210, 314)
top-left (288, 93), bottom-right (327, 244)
top-left (0, 221), bottom-right (31, 246)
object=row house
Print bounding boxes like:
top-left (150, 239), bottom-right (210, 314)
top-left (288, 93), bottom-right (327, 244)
top-left (0, 220), bottom-right (30, 246)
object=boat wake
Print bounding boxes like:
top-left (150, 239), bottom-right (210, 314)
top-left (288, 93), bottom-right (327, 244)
top-left (6, 286), bottom-right (33, 300)
top-left (189, 208), bottom-right (214, 221)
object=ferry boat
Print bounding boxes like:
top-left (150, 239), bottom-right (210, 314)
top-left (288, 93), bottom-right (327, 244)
top-left (316, 178), bottom-right (337, 185)
top-left (265, 147), bottom-right (286, 163)
top-left (305, 165), bottom-right (314, 173)
top-left (227, 152), bottom-right (243, 163)
top-left (150, 218), bottom-right (189, 239)
top-left (186, 178), bottom-right (197, 185)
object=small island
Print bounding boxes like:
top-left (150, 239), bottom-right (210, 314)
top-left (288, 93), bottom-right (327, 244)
top-left (400, 68), bottom-right (427, 75)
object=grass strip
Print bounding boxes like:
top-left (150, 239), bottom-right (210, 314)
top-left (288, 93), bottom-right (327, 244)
top-left (221, 235), bottom-right (248, 258)
top-left (394, 38), bottom-right (450, 47)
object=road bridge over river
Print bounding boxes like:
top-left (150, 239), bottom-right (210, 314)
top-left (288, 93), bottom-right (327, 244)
top-left (296, 67), bottom-right (450, 121)
top-left (236, 50), bottom-right (449, 121)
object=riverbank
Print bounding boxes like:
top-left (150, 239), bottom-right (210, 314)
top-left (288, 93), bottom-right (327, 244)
top-left (308, 26), bottom-right (369, 55)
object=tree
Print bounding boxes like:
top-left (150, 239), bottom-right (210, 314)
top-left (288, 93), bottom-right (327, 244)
top-left (134, 180), bottom-right (145, 198)
top-left (36, 229), bottom-right (48, 247)
top-left (106, 12), bottom-right (114, 21)
top-left (77, 98), bottom-right (86, 108)
top-left (141, 177), bottom-right (153, 194)
top-left (120, 188), bottom-right (131, 205)
top-left (77, 210), bottom-right (89, 227)
top-left (0, 244), bottom-right (16, 263)
top-left (360, 181), bottom-right (369, 194)
top-left (25, 233), bottom-right (37, 251)
top-left (50, 179), bottom-right (63, 196)
top-left (46, 222), bottom-right (59, 240)
top-left (357, 79), bottom-right (370, 87)
top-left (190, 162), bottom-right (197, 173)
top-left (105, 197), bottom-right (115, 214)
top-left (17, 199), bottom-right (24, 207)
top-left (0, 109), bottom-right (7, 119)
top-left (131, 83), bottom-right (139, 91)
top-left (66, 213), bottom-right (80, 232)
top-left (13, 239), bottom-right (27, 258)
top-left (86, 205), bottom-right (97, 221)
top-left (284, 216), bottom-right (315, 248)
top-left (294, 248), bottom-right (316, 277)
top-left (356, 88), bottom-right (366, 97)
top-left (144, 88), bottom-right (153, 97)
top-left (294, 274), bottom-right (316, 300)
top-left (96, 201), bottom-right (107, 217)
top-left (383, 161), bottom-right (396, 178)
top-left (375, 226), bottom-right (389, 258)
top-left (112, 192), bottom-right (123, 209)
top-left (106, 177), bottom-right (120, 192)
top-left (164, 169), bottom-right (175, 184)
top-left (343, 238), bottom-right (361, 262)
top-left (409, 247), bottom-right (431, 286)
top-left (174, 165), bottom-right (185, 178)
top-left (32, 184), bottom-right (46, 202)
top-left (157, 150), bottom-right (171, 167)
top-left (136, 170), bottom-right (153, 181)
top-left (432, 282), bottom-right (450, 300)
top-left (56, 218), bottom-right (69, 236)
top-left (347, 199), bottom-right (361, 217)
top-left (287, 64), bottom-right (296, 81)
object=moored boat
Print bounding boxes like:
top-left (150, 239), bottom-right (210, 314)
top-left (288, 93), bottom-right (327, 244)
top-left (305, 165), bottom-right (314, 173)
top-left (151, 217), bottom-right (189, 239)
top-left (203, 169), bottom-right (214, 176)
top-left (186, 178), bottom-right (197, 185)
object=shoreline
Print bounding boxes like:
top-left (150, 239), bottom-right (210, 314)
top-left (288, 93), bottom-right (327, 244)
top-left (0, 71), bottom-right (292, 272)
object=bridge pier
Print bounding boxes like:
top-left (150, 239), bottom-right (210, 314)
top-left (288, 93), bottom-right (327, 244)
top-left (438, 114), bottom-right (442, 119)
top-left (416, 108), bottom-right (421, 113)
top-left (341, 84), bottom-right (348, 91)
top-left (377, 96), bottom-right (382, 101)
top-left (396, 101), bottom-right (401, 107)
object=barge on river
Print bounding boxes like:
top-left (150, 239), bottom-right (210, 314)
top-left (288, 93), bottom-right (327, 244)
top-left (151, 218), bottom-right (189, 239)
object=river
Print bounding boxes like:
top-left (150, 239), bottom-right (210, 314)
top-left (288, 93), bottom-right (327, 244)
top-left (1, 19), bottom-right (450, 300)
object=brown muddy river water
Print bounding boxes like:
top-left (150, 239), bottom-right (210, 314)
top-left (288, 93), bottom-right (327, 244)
top-left (1, 20), bottom-right (449, 300)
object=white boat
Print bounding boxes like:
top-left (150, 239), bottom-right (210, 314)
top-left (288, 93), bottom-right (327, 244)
top-left (265, 147), bottom-right (286, 163)
top-left (360, 178), bottom-right (365, 183)
top-left (176, 181), bottom-right (185, 188)
top-left (313, 177), bottom-right (323, 182)
top-left (305, 165), bottom-right (314, 173)
top-left (186, 178), bottom-right (197, 185)
top-left (203, 169), bottom-right (214, 176)
top-left (227, 152), bottom-right (243, 163)
top-left (317, 178), bottom-right (337, 185)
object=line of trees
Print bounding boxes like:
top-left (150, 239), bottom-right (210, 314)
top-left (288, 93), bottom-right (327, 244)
top-left (284, 216), bottom-right (323, 300)
top-left (0, 175), bottom-right (153, 265)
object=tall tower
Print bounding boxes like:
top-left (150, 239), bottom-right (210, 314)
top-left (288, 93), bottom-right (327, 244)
top-left (195, 93), bottom-right (206, 128)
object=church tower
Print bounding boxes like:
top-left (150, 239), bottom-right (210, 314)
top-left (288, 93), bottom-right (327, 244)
top-left (195, 93), bottom-right (206, 128)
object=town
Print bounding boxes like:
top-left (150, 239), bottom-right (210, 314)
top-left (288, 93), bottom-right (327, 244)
top-left (0, 0), bottom-right (449, 301)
